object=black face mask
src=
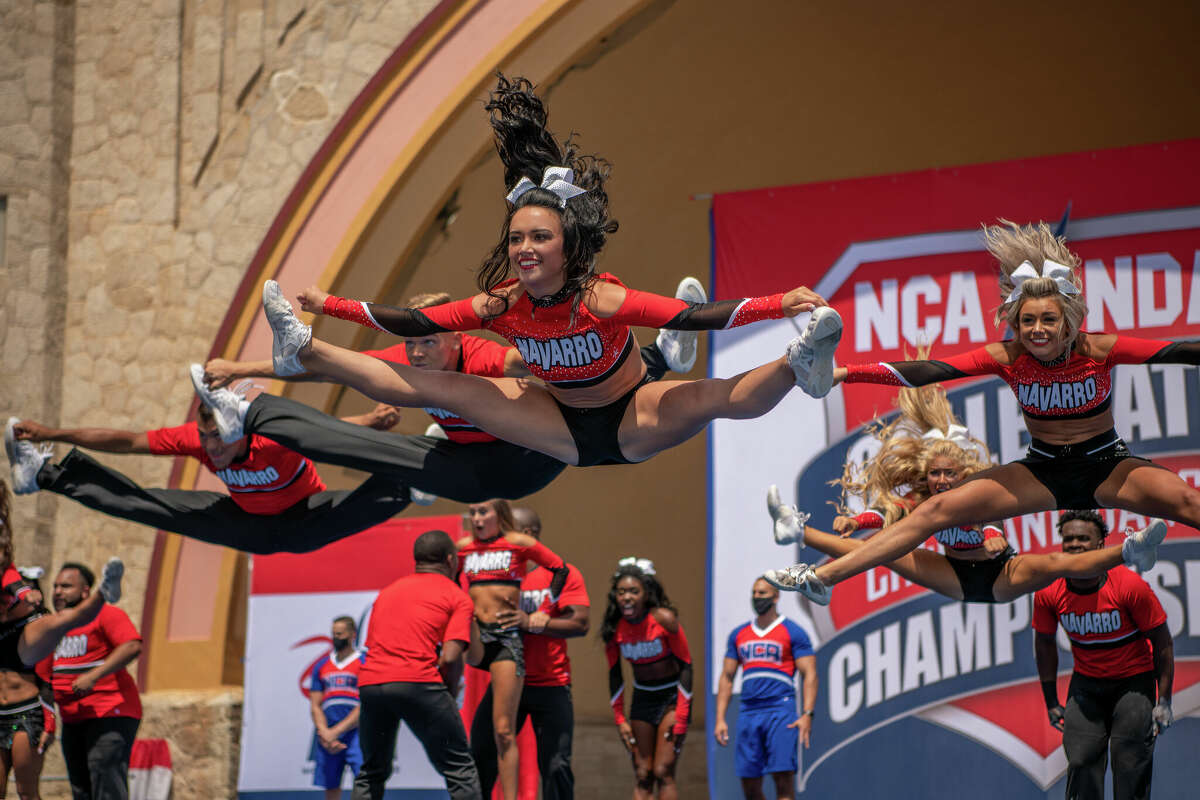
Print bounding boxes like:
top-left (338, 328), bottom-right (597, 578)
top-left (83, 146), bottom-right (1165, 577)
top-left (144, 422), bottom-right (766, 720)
top-left (331, 637), bottom-right (352, 651)
top-left (752, 597), bottom-right (775, 616)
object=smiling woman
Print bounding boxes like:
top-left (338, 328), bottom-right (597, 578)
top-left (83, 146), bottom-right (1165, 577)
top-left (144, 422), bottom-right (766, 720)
top-left (260, 74), bottom-right (838, 469)
top-left (766, 219), bottom-right (1200, 604)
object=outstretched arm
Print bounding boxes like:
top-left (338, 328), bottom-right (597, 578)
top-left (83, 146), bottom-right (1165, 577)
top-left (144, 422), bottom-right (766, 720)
top-left (204, 357), bottom-right (320, 386)
top-left (13, 420), bottom-right (150, 454)
top-left (592, 282), bottom-right (826, 330)
top-left (838, 345), bottom-right (1005, 389)
top-left (301, 286), bottom-right (485, 336)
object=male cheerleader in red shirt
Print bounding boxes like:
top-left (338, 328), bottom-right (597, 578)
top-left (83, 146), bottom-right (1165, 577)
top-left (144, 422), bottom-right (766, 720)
top-left (471, 506), bottom-right (589, 800)
top-left (5, 400), bottom-right (410, 554)
top-left (38, 562), bottom-right (143, 800)
top-left (1034, 510), bottom-right (1174, 800)
top-left (353, 530), bottom-right (481, 800)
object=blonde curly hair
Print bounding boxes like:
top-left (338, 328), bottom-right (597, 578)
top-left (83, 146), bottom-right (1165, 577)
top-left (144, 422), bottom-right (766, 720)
top-left (836, 380), bottom-right (991, 525)
top-left (986, 219), bottom-right (1088, 343)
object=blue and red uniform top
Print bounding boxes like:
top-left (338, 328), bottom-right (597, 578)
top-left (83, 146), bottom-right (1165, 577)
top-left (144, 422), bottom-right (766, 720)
top-left (725, 616), bottom-right (813, 711)
top-left (362, 335), bottom-right (509, 443)
top-left (310, 649), bottom-right (366, 727)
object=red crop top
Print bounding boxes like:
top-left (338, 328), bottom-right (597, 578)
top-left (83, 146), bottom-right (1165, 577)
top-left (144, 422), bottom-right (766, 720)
top-left (457, 533), bottom-right (568, 613)
top-left (605, 611), bottom-right (693, 734)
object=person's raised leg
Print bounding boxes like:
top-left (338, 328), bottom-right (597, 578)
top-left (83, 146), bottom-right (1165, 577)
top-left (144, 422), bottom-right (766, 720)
top-left (994, 547), bottom-right (1131, 603)
top-left (1097, 459), bottom-right (1200, 527)
top-left (18, 558), bottom-right (123, 667)
top-left (801, 526), bottom-right (966, 600)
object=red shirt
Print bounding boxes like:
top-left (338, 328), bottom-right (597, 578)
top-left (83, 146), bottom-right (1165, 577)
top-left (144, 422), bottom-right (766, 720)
top-left (520, 564), bottom-right (589, 687)
top-left (146, 423), bottom-right (326, 514)
top-left (1033, 566), bottom-right (1167, 680)
top-left (359, 572), bottom-right (474, 686)
top-left (39, 605), bottom-right (142, 722)
top-left (363, 335), bottom-right (509, 443)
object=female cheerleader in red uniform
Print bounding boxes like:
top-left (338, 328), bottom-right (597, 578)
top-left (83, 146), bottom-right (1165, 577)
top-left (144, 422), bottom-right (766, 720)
top-left (767, 220), bottom-right (1194, 603)
top-left (766, 381), bottom-right (1159, 603)
top-left (457, 498), bottom-right (567, 800)
top-left (256, 75), bottom-right (840, 468)
top-left (601, 558), bottom-right (691, 800)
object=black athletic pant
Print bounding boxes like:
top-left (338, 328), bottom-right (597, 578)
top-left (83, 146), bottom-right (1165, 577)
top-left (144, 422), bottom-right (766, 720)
top-left (238, 342), bottom-right (672, 502)
top-left (1064, 670), bottom-right (1157, 800)
top-left (353, 681), bottom-right (481, 800)
top-left (470, 683), bottom-right (575, 800)
top-left (60, 715), bottom-right (140, 800)
top-left (38, 448), bottom-right (409, 554)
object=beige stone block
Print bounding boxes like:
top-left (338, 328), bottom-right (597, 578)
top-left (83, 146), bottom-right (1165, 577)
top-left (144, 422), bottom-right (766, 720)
top-left (23, 55), bottom-right (53, 105)
top-left (112, 196), bottom-right (142, 223)
top-left (270, 68), bottom-right (300, 102)
top-left (0, 81), bottom-right (31, 126)
top-left (0, 123), bottom-right (40, 158)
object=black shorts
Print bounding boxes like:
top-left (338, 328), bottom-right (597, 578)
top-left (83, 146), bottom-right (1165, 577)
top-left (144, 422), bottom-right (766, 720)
top-left (948, 549), bottom-right (1014, 603)
top-left (477, 622), bottom-right (525, 678)
top-left (0, 699), bottom-right (44, 750)
top-left (553, 374), bottom-right (654, 467)
top-left (1017, 429), bottom-right (1153, 510)
top-left (630, 682), bottom-right (678, 726)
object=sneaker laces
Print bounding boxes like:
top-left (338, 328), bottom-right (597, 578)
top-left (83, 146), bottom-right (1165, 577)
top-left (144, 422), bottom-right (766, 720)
top-left (229, 379), bottom-right (262, 399)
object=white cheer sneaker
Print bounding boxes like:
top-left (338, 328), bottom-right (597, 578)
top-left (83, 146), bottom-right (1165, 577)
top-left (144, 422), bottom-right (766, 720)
top-left (1122, 518), bottom-right (1167, 572)
top-left (189, 364), bottom-right (252, 443)
top-left (762, 563), bottom-right (832, 605)
top-left (786, 306), bottom-right (843, 398)
top-left (656, 276), bottom-right (708, 374)
top-left (98, 557), bottom-right (125, 603)
top-left (4, 417), bottom-right (51, 495)
top-left (263, 280), bottom-right (312, 376)
top-left (766, 485), bottom-right (809, 546)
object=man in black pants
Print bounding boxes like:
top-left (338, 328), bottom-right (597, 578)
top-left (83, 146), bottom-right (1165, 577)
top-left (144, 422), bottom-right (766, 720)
top-left (5, 399), bottom-right (411, 554)
top-left (353, 530), bottom-right (481, 800)
top-left (196, 287), bottom-right (689, 504)
top-left (472, 507), bottom-right (589, 799)
top-left (1033, 510), bottom-right (1175, 800)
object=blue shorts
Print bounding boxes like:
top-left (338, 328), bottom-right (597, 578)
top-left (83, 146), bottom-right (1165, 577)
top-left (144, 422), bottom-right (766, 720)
top-left (734, 707), bottom-right (798, 779)
top-left (310, 729), bottom-right (363, 789)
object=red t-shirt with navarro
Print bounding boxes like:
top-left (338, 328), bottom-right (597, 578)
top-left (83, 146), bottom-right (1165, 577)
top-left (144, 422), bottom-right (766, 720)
top-left (520, 563), bottom-right (589, 687)
top-left (362, 335), bottom-right (509, 443)
top-left (38, 604), bottom-right (143, 722)
top-left (146, 423), bottom-right (326, 515)
top-left (1033, 566), bottom-right (1167, 680)
top-left (358, 572), bottom-right (475, 686)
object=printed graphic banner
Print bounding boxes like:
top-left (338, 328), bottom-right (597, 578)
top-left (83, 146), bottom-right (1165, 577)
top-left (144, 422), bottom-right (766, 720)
top-left (238, 515), bottom-right (463, 799)
top-left (708, 140), bottom-right (1200, 798)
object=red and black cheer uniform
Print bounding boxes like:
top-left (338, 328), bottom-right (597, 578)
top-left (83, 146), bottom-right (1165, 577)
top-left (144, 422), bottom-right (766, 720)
top-left (322, 274), bottom-right (787, 466)
top-left (34, 421), bottom-right (410, 555)
top-left (458, 534), bottom-right (568, 676)
top-left (471, 562), bottom-right (590, 800)
top-left (0, 565), bottom-right (47, 672)
top-left (853, 507), bottom-right (1013, 602)
top-left (605, 611), bottom-right (693, 734)
top-left (1034, 567), bottom-right (1170, 799)
top-left (842, 334), bottom-right (1200, 508)
top-left (0, 568), bottom-right (56, 747)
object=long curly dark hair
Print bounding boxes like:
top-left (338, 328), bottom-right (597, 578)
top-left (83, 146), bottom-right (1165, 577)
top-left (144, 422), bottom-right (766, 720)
top-left (599, 563), bottom-right (675, 643)
top-left (478, 74), bottom-right (618, 320)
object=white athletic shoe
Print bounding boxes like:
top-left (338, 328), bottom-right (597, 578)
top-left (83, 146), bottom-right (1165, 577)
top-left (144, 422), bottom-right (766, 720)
top-left (409, 423), bottom-right (449, 506)
top-left (98, 557), bottom-right (124, 603)
top-left (262, 280), bottom-right (312, 376)
top-left (189, 364), bottom-right (251, 443)
top-left (766, 485), bottom-right (809, 545)
top-left (4, 417), bottom-right (51, 495)
top-left (786, 307), bottom-right (843, 398)
top-left (655, 276), bottom-right (708, 373)
top-left (763, 563), bottom-right (832, 605)
top-left (1121, 518), bottom-right (1167, 572)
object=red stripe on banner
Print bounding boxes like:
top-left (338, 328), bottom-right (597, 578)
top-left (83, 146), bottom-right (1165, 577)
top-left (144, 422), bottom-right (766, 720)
top-left (251, 515), bottom-right (463, 594)
top-left (712, 138), bottom-right (1200, 301)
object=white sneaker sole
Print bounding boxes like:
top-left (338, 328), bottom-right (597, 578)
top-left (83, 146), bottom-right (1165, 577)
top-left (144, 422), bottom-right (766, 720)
top-left (657, 276), bottom-right (708, 374)
top-left (189, 364), bottom-right (245, 443)
top-left (766, 484), bottom-right (805, 546)
top-left (263, 281), bottom-right (311, 376)
top-left (789, 307), bottom-right (842, 398)
top-left (100, 557), bottom-right (124, 603)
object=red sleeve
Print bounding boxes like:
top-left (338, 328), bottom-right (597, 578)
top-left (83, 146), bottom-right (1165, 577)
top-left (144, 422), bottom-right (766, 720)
top-left (459, 336), bottom-right (511, 378)
top-left (97, 606), bottom-right (141, 647)
top-left (665, 621), bottom-right (692, 664)
top-left (444, 590), bottom-right (474, 644)
top-left (415, 298), bottom-right (484, 332)
top-left (1032, 587), bottom-right (1059, 635)
top-left (608, 287), bottom-right (785, 330)
top-left (853, 510), bottom-right (885, 530)
top-left (1124, 574), bottom-right (1168, 632)
top-left (324, 295), bottom-right (485, 334)
top-left (605, 640), bottom-right (627, 725)
top-left (361, 344), bottom-right (410, 365)
top-left (145, 424), bottom-right (203, 457)
top-left (524, 540), bottom-right (566, 573)
top-left (1105, 335), bottom-right (1176, 366)
top-left (41, 698), bottom-right (55, 735)
top-left (556, 565), bottom-right (590, 609)
top-left (983, 524), bottom-right (1005, 540)
top-left (35, 657), bottom-right (51, 683)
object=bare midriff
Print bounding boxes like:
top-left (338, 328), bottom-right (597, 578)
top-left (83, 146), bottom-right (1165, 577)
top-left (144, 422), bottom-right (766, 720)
top-left (542, 329), bottom-right (648, 408)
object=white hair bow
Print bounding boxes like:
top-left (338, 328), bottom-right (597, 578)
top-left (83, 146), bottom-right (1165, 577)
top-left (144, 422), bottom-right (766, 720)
top-left (921, 424), bottom-right (973, 448)
top-left (505, 166), bottom-right (588, 208)
top-left (616, 556), bottom-right (656, 576)
top-left (1006, 259), bottom-right (1080, 303)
